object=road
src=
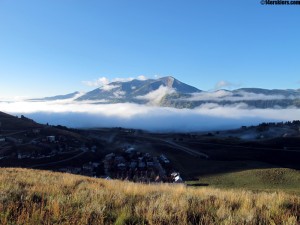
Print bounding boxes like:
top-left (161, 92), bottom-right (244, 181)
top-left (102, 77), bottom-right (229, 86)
top-left (138, 135), bottom-right (209, 158)
top-left (30, 151), bottom-right (86, 168)
top-left (2, 130), bottom-right (28, 136)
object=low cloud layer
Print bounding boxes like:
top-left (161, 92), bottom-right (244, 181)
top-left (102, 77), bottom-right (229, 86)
top-left (1, 100), bottom-right (300, 132)
top-left (185, 90), bottom-right (292, 102)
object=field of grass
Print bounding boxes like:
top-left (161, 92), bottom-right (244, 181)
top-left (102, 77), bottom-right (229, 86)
top-left (188, 168), bottom-right (300, 195)
top-left (0, 168), bottom-right (299, 224)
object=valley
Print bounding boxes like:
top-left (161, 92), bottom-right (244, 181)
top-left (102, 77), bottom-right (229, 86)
top-left (1, 111), bottom-right (300, 193)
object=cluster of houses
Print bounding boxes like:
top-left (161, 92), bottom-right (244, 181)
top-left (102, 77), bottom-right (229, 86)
top-left (1, 127), bottom-right (184, 183)
top-left (0, 128), bottom-right (97, 161)
top-left (103, 147), bottom-right (183, 183)
top-left (58, 161), bottom-right (101, 177)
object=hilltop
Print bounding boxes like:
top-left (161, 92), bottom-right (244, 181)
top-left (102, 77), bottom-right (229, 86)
top-left (0, 111), bottom-right (42, 130)
top-left (0, 168), bottom-right (299, 225)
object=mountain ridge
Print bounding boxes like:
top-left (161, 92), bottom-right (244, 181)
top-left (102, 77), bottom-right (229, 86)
top-left (30, 76), bottom-right (300, 109)
top-left (75, 76), bottom-right (201, 102)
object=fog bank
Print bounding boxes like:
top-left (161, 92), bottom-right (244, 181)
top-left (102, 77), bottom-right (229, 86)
top-left (1, 100), bottom-right (299, 132)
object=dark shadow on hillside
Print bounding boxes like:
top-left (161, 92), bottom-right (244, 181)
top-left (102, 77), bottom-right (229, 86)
top-left (187, 183), bottom-right (209, 187)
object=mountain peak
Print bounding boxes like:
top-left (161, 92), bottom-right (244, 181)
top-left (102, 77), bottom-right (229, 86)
top-left (158, 76), bottom-right (176, 88)
top-left (76, 76), bottom-right (201, 102)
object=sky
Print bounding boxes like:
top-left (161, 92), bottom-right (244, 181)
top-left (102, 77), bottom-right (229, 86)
top-left (0, 0), bottom-right (300, 99)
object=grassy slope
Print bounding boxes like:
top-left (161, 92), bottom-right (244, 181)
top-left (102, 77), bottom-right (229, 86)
top-left (0, 168), bottom-right (299, 225)
top-left (188, 168), bottom-right (300, 195)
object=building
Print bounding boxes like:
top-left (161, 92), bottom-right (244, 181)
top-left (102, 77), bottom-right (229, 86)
top-left (160, 154), bottom-right (170, 164)
top-left (171, 172), bottom-right (183, 183)
top-left (47, 136), bottom-right (55, 142)
top-left (32, 129), bottom-right (40, 134)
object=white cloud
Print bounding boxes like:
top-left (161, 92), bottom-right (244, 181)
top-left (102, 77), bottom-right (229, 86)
top-left (215, 80), bottom-right (240, 90)
top-left (112, 77), bottom-right (134, 82)
top-left (1, 100), bottom-right (300, 132)
top-left (185, 90), bottom-right (287, 102)
top-left (136, 85), bottom-right (175, 105)
top-left (100, 84), bottom-right (120, 91)
top-left (113, 90), bottom-right (126, 98)
top-left (137, 75), bottom-right (147, 81)
top-left (82, 77), bottom-right (110, 87)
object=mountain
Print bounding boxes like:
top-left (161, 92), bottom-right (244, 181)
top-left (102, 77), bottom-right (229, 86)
top-left (76, 76), bottom-right (201, 103)
top-left (30, 91), bottom-right (81, 101)
top-left (33, 76), bottom-right (300, 109)
top-left (160, 87), bottom-right (300, 109)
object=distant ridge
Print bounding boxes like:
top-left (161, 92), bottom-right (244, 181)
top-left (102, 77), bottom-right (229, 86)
top-left (30, 91), bottom-right (81, 101)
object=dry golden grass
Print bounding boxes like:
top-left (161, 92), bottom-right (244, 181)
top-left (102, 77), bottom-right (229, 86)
top-left (0, 168), bottom-right (299, 225)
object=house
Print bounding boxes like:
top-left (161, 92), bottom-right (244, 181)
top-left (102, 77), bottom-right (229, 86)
top-left (125, 147), bottom-right (135, 154)
top-left (59, 167), bottom-right (81, 174)
top-left (171, 172), bottom-right (183, 183)
top-left (146, 162), bottom-right (154, 168)
top-left (32, 129), bottom-right (40, 134)
top-left (138, 162), bottom-right (146, 168)
top-left (47, 136), bottom-right (55, 142)
top-left (100, 175), bottom-right (112, 180)
top-left (117, 163), bottom-right (126, 170)
top-left (91, 146), bottom-right (97, 152)
top-left (83, 164), bottom-right (93, 171)
top-left (115, 156), bottom-right (125, 163)
top-left (130, 161), bottom-right (137, 169)
top-left (17, 152), bottom-right (32, 159)
top-left (160, 154), bottom-right (170, 164)
top-left (105, 153), bottom-right (115, 160)
top-left (80, 146), bottom-right (89, 152)
top-left (92, 162), bottom-right (100, 168)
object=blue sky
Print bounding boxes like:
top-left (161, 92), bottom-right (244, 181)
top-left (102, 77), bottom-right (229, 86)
top-left (0, 0), bottom-right (299, 98)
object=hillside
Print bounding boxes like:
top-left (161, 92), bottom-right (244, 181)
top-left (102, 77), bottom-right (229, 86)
top-left (0, 111), bottom-right (105, 175)
top-left (0, 112), bottom-right (42, 130)
top-left (189, 168), bottom-right (300, 195)
top-left (0, 168), bottom-right (299, 225)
